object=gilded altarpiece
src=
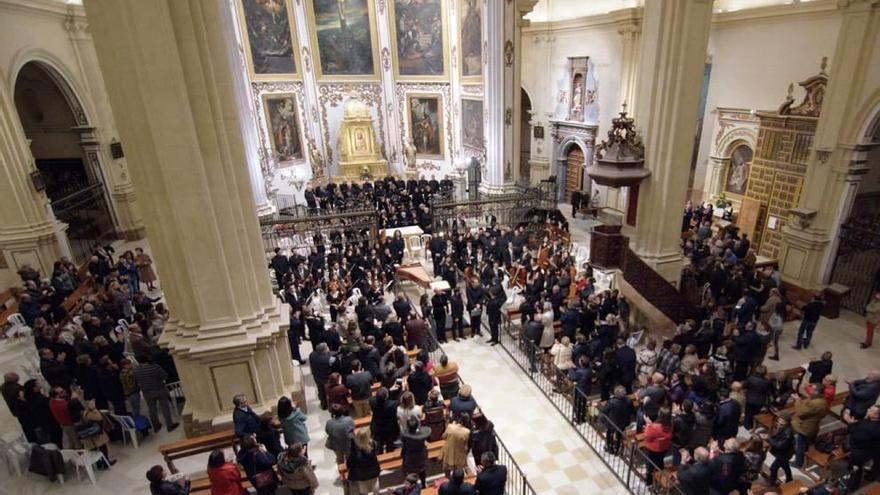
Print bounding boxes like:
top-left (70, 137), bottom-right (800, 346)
top-left (745, 66), bottom-right (826, 260)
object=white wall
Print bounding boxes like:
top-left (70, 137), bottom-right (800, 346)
top-left (693, 10), bottom-right (842, 197)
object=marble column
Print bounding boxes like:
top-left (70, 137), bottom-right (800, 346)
top-left (84, 0), bottom-right (296, 436)
top-left (630, 0), bottom-right (713, 283)
top-left (779, 0), bottom-right (880, 290)
top-left (0, 76), bottom-right (63, 288)
top-left (481, 0), bottom-right (507, 193)
top-left (226, 2), bottom-right (275, 217)
top-left (63, 7), bottom-right (146, 240)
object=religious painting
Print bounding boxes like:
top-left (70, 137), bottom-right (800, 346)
top-left (307, 0), bottom-right (379, 79)
top-left (237, 0), bottom-right (298, 79)
top-left (408, 94), bottom-right (444, 158)
top-left (461, 97), bottom-right (483, 151)
top-left (263, 93), bottom-right (303, 163)
top-left (725, 144), bottom-right (753, 196)
top-left (458, 0), bottom-right (482, 80)
top-left (390, 0), bottom-right (448, 80)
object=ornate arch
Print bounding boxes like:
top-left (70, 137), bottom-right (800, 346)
top-left (716, 127), bottom-right (757, 158)
top-left (555, 135), bottom-right (588, 162)
top-left (9, 48), bottom-right (93, 126)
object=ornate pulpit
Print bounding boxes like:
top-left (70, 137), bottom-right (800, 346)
top-left (336, 101), bottom-right (389, 180)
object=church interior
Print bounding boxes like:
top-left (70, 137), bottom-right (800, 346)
top-left (0, 0), bottom-right (879, 494)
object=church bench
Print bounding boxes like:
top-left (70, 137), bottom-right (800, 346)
top-left (336, 439), bottom-right (446, 480)
top-left (779, 480), bottom-right (808, 495)
top-left (421, 475), bottom-right (478, 494)
top-left (158, 428), bottom-right (238, 474)
top-left (804, 426), bottom-right (848, 477)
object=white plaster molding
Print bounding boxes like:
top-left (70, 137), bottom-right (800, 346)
top-left (0, 0), bottom-right (83, 18)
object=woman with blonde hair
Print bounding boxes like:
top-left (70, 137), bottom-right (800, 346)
top-left (550, 336), bottom-right (575, 370)
top-left (346, 428), bottom-right (380, 495)
top-left (396, 391), bottom-right (421, 431)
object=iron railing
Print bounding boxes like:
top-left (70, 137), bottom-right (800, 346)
top-left (494, 316), bottom-right (684, 495)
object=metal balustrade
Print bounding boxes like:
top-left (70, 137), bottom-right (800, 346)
top-left (494, 315), bottom-right (684, 495)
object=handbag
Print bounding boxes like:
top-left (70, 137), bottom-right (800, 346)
top-left (75, 422), bottom-right (102, 439)
top-left (249, 451), bottom-right (277, 490)
top-left (470, 307), bottom-right (482, 318)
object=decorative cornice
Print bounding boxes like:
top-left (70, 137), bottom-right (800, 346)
top-left (712, 0), bottom-right (838, 27)
top-left (0, 0), bottom-right (84, 18)
top-left (523, 0), bottom-right (838, 34)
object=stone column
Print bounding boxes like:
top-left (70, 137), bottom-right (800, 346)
top-left (0, 78), bottom-right (63, 287)
top-left (779, 0), bottom-right (880, 290)
top-left (629, 0), bottom-right (713, 283)
top-left (63, 7), bottom-right (146, 240)
top-left (707, 155), bottom-right (728, 199)
top-left (84, 0), bottom-right (296, 436)
top-left (511, 0), bottom-right (538, 183)
top-left (606, 9), bottom-right (642, 213)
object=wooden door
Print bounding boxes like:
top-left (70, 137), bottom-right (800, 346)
top-left (564, 147), bottom-right (584, 198)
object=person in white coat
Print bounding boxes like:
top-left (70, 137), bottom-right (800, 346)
top-left (539, 302), bottom-right (555, 352)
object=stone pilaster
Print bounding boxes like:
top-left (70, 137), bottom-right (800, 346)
top-left (615, 8), bottom-right (643, 116)
top-left (63, 6), bottom-right (146, 240)
top-left (630, 0), bottom-right (713, 283)
top-left (0, 72), bottom-right (63, 286)
top-left (481, 0), bottom-right (506, 192)
top-left (84, 0), bottom-right (297, 436)
top-left (707, 155), bottom-right (729, 199)
top-left (779, 0), bottom-right (880, 289)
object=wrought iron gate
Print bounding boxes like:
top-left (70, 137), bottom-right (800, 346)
top-left (829, 224), bottom-right (880, 313)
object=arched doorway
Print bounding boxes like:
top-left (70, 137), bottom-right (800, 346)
top-left (520, 88), bottom-right (532, 182)
top-left (14, 62), bottom-right (118, 261)
top-left (829, 122), bottom-right (880, 312)
top-left (564, 146), bottom-right (585, 200)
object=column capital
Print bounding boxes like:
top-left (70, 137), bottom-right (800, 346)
top-left (836, 0), bottom-right (880, 12)
top-left (516, 0), bottom-right (539, 19)
top-left (613, 7), bottom-right (643, 37)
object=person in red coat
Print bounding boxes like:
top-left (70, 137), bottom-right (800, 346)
top-left (207, 450), bottom-right (245, 495)
top-left (644, 408), bottom-right (674, 487)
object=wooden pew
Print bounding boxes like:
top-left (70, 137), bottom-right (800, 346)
top-left (337, 439), bottom-right (446, 480)
top-left (189, 468), bottom-right (251, 494)
top-left (422, 475), bottom-right (478, 495)
top-left (158, 428), bottom-right (238, 474)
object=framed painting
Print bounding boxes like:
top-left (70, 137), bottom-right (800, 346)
top-left (262, 93), bottom-right (303, 164)
top-left (236, 0), bottom-right (300, 80)
top-left (389, 0), bottom-right (448, 80)
top-left (461, 97), bottom-right (483, 151)
top-left (725, 144), bottom-right (753, 196)
top-left (407, 94), bottom-right (444, 158)
top-left (458, 0), bottom-right (482, 81)
top-left (305, 0), bottom-right (380, 80)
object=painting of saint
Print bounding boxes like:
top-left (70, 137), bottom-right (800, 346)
top-left (461, 98), bottom-right (483, 151)
top-left (309, 0), bottom-right (377, 77)
top-left (239, 0), bottom-right (297, 77)
top-left (725, 144), bottom-right (753, 195)
top-left (263, 94), bottom-right (303, 162)
top-left (392, 0), bottom-right (446, 78)
top-left (408, 95), bottom-right (443, 158)
top-left (459, 0), bottom-right (482, 78)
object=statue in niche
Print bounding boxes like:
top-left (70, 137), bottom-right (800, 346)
top-left (404, 138), bottom-right (417, 169)
top-left (570, 73), bottom-right (584, 120)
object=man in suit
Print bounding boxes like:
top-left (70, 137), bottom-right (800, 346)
top-left (393, 293), bottom-right (412, 323)
top-left (794, 294), bottom-right (825, 350)
top-left (714, 388), bottom-right (742, 444)
top-left (474, 452), bottom-right (507, 495)
top-left (486, 287), bottom-right (504, 346)
top-left (308, 343), bottom-right (333, 410)
top-left (431, 289), bottom-right (449, 344)
top-left (269, 247), bottom-right (289, 290)
top-left (571, 190), bottom-right (582, 218)
top-left (439, 468), bottom-right (475, 495)
top-left (615, 338), bottom-right (637, 393)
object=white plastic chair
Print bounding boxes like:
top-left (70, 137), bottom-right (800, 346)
top-left (112, 414), bottom-right (142, 449)
top-left (408, 235), bottom-right (423, 259)
top-left (166, 381), bottom-right (185, 417)
top-left (117, 319), bottom-right (130, 330)
top-left (61, 449), bottom-right (109, 484)
top-left (627, 330), bottom-right (644, 348)
top-left (420, 234), bottom-right (432, 259)
top-left (123, 352), bottom-right (139, 366)
top-left (0, 432), bottom-right (31, 477)
top-left (5, 313), bottom-right (32, 339)
top-left (348, 287), bottom-right (363, 307)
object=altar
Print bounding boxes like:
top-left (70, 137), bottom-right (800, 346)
top-left (335, 101), bottom-right (389, 180)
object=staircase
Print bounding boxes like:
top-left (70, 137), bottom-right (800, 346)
top-left (589, 224), bottom-right (697, 325)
